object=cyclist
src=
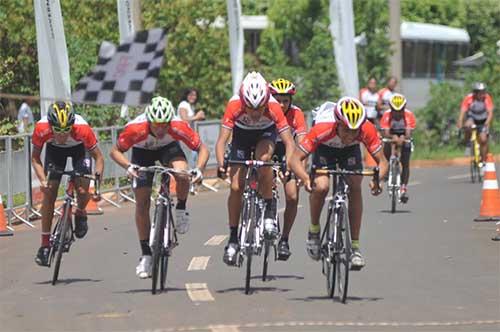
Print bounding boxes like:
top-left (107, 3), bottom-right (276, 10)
top-left (32, 101), bottom-right (104, 267)
top-left (109, 96), bottom-right (209, 278)
top-left (216, 71), bottom-right (296, 266)
top-left (268, 78), bottom-right (307, 260)
top-left (380, 94), bottom-right (416, 203)
top-left (457, 82), bottom-right (494, 165)
top-left (359, 77), bottom-right (380, 125)
top-left (289, 97), bottom-right (388, 270)
top-left (377, 76), bottom-right (398, 113)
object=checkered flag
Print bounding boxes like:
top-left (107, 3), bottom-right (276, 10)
top-left (72, 28), bottom-right (167, 106)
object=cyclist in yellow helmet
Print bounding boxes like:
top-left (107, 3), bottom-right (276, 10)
top-left (32, 102), bottom-right (105, 267)
top-left (380, 93), bottom-right (416, 203)
top-left (268, 78), bottom-right (307, 260)
top-left (289, 97), bottom-right (388, 270)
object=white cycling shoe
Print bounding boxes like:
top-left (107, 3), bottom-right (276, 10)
top-left (136, 255), bottom-right (152, 279)
top-left (175, 209), bottom-right (190, 234)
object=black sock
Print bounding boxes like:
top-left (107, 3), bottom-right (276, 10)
top-left (229, 226), bottom-right (238, 243)
top-left (281, 236), bottom-right (288, 242)
top-left (264, 198), bottom-right (276, 219)
top-left (176, 199), bottom-right (186, 210)
top-left (140, 240), bottom-right (151, 256)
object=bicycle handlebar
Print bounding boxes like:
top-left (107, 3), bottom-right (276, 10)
top-left (314, 167), bottom-right (379, 177)
top-left (136, 165), bottom-right (194, 177)
top-left (227, 160), bottom-right (280, 168)
top-left (46, 167), bottom-right (101, 196)
top-left (382, 137), bottom-right (413, 143)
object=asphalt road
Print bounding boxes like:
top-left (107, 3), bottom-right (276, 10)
top-left (1, 165), bottom-right (499, 332)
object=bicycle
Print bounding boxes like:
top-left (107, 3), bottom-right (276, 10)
top-left (227, 159), bottom-right (281, 294)
top-left (313, 166), bottom-right (379, 303)
top-left (46, 167), bottom-right (100, 286)
top-left (137, 166), bottom-right (193, 295)
top-left (468, 125), bottom-right (482, 183)
top-left (382, 137), bottom-right (412, 213)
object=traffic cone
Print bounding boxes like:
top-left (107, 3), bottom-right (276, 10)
top-left (474, 153), bottom-right (500, 222)
top-left (85, 182), bottom-right (103, 215)
top-left (0, 194), bottom-right (13, 237)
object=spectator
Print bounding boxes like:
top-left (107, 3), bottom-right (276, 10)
top-left (359, 77), bottom-right (380, 124)
top-left (177, 88), bottom-right (205, 167)
top-left (17, 99), bottom-right (35, 133)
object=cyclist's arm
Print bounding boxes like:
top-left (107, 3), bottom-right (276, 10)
top-left (216, 126), bottom-right (231, 168)
top-left (31, 146), bottom-right (46, 185)
top-left (289, 146), bottom-right (309, 184)
top-left (279, 128), bottom-right (295, 164)
top-left (89, 146), bottom-right (104, 178)
top-left (195, 142), bottom-right (210, 171)
top-left (485, 108), bottom-right (494, 127)
top-left (371, 148), bottom-right (389, 185)
top-left (109, 145), bottom-right (130, 170)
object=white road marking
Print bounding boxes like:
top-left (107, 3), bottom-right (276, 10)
top-left (210, 326), bottom-right (241, 332)
top-left (407, 181), bottom-right (421, 186)
top-left (187, 256), bottom-right (210, 271)
top-left (447, 174), bottom-right (470, 180)
top-left (204, 235), bottom-right (227, 246)
top-left (185, 283), bottom-right (214, 302)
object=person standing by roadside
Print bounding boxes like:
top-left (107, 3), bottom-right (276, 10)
top-left (377, 76), bottom-right (398, 113)
top-left (177, 88), bottom-right (206, 167)
top-left (359, 77), bottom-right (381, 126)
top-left (17, 99), bottom-right (35, 133)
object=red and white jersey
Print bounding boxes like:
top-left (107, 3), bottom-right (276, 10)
top-left (380, 109), bottom-right (416, 133)
top-left (300, 109), bottom-right (382, 155)
top-left (359, 88), bottom-right (380, 119)
top-left (32, 115), bottom-right (98, 151)
top-left (277, 104), bottom-right (307, 142)
top-left (117, 114), bottom-right (201, 152)
top-left (378, 87), bottom-right (396, 107)
top-left (221, 95), bottom-right (289, 132)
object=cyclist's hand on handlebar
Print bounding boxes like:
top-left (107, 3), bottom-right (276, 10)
top-left (127, 164), bottom-right (140, 178)
top-left (40, 180), bottom-right (51, 194)
top-left (370, 179), bottom-right (382, 196)
top-left (217, 166), bottom-right (227, 179)
top-left (298, 178), bottom-right (312, 193)
top-left (191, 168), bottom-right (203, 184)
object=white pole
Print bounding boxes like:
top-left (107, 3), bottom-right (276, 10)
top-left (226, 0), bottom-right (244, 96)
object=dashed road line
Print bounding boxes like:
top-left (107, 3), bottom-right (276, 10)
top-left (210, 326), bottom-right (241, 332)
top-left (447, 174), bottom-right (470, 180)
top-left (277, 204), bottom-right (303, 214)
top-left (204, 235), bottom-right (227, 246)
top-left (185, 283), bottom-right (215, 302)
top-left (407, 181), bottom-right (421, 186)
top-left (187, 256), bottom-right (210, 271)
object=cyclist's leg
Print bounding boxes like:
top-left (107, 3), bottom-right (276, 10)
top-left (477, 125), bottom-right (489, 163)
top-left (131, 147), bottom-right (155, 277)
top-left (282, 178), bottom-right (299, 239)
top-left (73, 146), bottom-right (92, 238)
top-left (463, 118), bottom-right (474, 146)
top-left (400, 141), bottom-right (411, 202)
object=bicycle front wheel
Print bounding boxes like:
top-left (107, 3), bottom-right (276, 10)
top-left (52, 203), bottom-right (71, 286)
top-left (335, 204), bottom-right (350, 303)
top-left (151, 204), bottom-right (166, 295)
top-left (262, 240), bottom-right (270, 281)
top-left (244, 197), bottom-right (256, 295)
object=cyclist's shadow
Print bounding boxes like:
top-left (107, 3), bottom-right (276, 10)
top-left (379, 209), bottom-right (411, 214)
top-left (35, 278), bottom-right (102, 285)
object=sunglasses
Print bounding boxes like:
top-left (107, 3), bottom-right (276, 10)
top-left (52, 126), bottom-right (71, 134)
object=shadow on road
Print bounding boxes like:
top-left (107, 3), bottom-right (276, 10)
top-left (250, 274), bottom-right (304, 281)
top-left (380, 209), bottom-right (411, 214)
top-left (114, 287), bottom-right (187, 294)
top-left (216, 286), bottom-right (291, 294)
top-left (290, 295), bottom-right (383, 302)
top-left (35, 278), bottom-right (102, 285)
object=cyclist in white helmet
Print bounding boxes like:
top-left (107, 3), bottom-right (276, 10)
top-left (110, 96), bottom-right (209, 279)
top-left (215, 71), bottom-right (296, 266)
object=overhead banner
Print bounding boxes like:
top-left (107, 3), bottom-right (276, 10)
top-left (117, 0), bottom-right (139, 118)
top-left (226, 0), bottom-right (244, 95)
top-left (34, 0), bottom-right (71, 116)
top-left (329, 0), bottom-right (359, 98)
top-left (72, 28), bottom-right (167, 106)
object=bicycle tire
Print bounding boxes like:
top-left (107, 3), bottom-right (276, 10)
top-left (262, 240), bottom-right (270, 281)
top-left (322, 202), bottom-right (335, 298)
top-left (336, 203), bottom-right (350, 303)
top-left (151, 203), bottom-right (166, 295)
top-left (391, 160), bottom-right (399, 213)
top-left (244, 196), bottom-right (256, 295)
top-left (52, 203), bottom-right (71, 286)
top-left (160, 206), bottom-right (172, 292)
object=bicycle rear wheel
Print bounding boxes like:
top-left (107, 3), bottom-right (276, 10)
top-left (151, 204), bottom-right (166, 295)
top-left (262, 240), bottom-right (270, 281)
top-left (335, 204), bottom-right (350, 303)
top-left (52, 203), bottom-right (71, 286)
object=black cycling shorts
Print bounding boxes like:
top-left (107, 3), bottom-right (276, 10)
top-left (44, 143), bottom-right (92, 181)
top-left (466, 117), bottom-right (488, 134)
top-left (312, 144), bottom-right (363, 171)
top-left (229, 125), bottom-right (277, 161)
top-left (131, 141), bottom-right (186, 188)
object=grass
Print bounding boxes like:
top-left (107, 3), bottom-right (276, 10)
top-left (412, 143), bottom-right (500, 160)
